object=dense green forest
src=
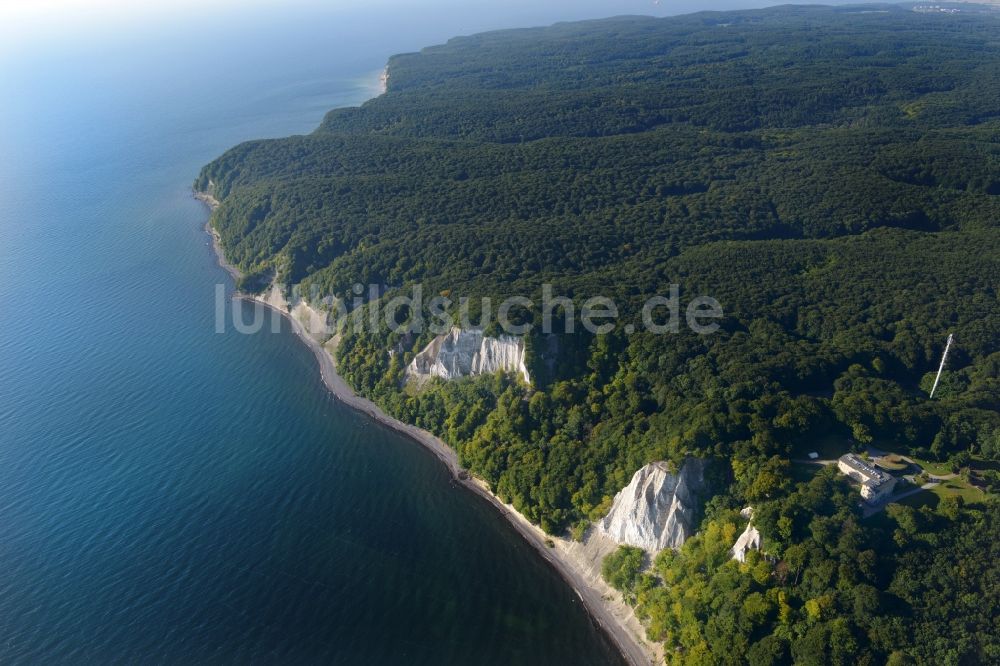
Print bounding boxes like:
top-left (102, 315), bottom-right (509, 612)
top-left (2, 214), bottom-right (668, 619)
top-left (603, 470), bottom-right (999, 664)
top-left (200, 5), bottom-right (999, 663)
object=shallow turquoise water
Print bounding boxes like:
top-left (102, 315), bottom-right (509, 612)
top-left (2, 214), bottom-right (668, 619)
top-left (0, 6), bottom-right (629, 664)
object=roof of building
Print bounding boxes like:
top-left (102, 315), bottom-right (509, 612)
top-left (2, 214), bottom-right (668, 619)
top-left (839, 454), bottom-right (892, 487)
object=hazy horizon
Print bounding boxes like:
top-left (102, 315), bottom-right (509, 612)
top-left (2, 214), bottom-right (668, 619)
top-left (2, 0), bottom-right (864, 60)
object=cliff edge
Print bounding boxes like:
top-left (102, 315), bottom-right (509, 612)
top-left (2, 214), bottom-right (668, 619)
top-left (406, 328), bottom-right (530, 384)
top-left (599, 459), bottom-right (706, 553)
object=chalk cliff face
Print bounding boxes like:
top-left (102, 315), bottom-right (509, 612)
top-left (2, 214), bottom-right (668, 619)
top-left (406, 328), bottom-right (530, 384)
top-left (731, 508), bottom-right (762, 563)
top-left (599, 459), bottom-right (706, 553)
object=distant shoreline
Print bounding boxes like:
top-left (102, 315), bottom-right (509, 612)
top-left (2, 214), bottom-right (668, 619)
top-left (194, 65), bottom-right (658, 666)
top-left (194, 191), bottom-right (243, 282)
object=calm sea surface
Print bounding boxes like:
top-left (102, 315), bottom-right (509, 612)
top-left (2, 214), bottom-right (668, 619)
top-left (0, 4), bottom-right (643, 664)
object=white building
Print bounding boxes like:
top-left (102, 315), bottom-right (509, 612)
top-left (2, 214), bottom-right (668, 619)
top-left (838, 454), bottom-right (896, 503)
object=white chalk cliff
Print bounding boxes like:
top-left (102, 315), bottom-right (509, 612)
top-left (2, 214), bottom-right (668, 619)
top-left (405, 328), bottom-right (530, 384)
top-left (731, 507), bottom-right (762, 563)
top-left (599, 459), bottom-right (705, 553)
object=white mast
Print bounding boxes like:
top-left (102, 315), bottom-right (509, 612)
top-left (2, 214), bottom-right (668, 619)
top-left (929, 333), bottom-right (954, 399)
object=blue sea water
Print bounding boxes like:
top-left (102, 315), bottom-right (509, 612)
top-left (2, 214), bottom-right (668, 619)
top-left (0, 4), bottom-right (649, 664)
top-left (0, 0), bottom-right (803, 660)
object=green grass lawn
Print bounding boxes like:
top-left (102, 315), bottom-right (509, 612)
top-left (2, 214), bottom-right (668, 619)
top-left (912, 457), bottom-right (955, 476)
top-left (929, 479), bottom-right (987, 505)
top-left (792, 433), bottom-right (849, 461)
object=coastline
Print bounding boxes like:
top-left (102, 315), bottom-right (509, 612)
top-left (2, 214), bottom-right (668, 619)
top-left (194, 65), bottom-right (659, 666)
top-left (242, 291), bottom-right (661, 666)
top-left (195, 191), bottom-right (243, 282)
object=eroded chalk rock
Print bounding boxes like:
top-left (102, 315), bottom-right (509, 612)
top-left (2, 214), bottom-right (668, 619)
top-left (731, 507), bottom-right (762, 563)
top-left (599, 459), bottom-right (706, 553)
top-left (405, 328), bottom-right (530, 384)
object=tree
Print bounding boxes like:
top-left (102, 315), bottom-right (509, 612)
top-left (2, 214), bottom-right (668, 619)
top-left (601, 546), bottom-right (646, 603)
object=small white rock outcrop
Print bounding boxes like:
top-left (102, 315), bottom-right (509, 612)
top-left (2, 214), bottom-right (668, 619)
top-left (598, 459), bottom-right (706, 553)
top-left (405, 328), bottom-right (530, 384)
top-left (731, 507), bottom-right (762, 563)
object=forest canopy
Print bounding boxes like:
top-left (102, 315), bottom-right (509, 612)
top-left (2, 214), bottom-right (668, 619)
top-left (200, 6), bottom-right (1000, 663)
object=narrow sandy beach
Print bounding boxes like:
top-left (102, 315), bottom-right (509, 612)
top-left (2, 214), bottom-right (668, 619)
top-left (242, 291), bottom-right (660, 666)
top-left (193, 57), bottom-right (660, 660)
top-left (198, 196), bottom-right (658, 664)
